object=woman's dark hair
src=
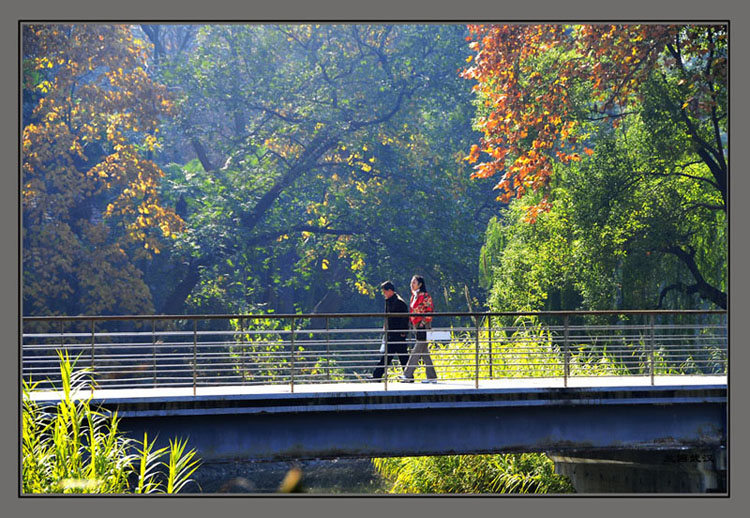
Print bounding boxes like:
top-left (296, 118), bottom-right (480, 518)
top-left (412, 275), bottom-right (427, 293)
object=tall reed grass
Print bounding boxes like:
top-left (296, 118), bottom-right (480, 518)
top-left (22, 351), bottom-right (201, 494)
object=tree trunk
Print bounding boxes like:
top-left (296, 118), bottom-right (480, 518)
top-left (159, 259), bottom-right (203, 315)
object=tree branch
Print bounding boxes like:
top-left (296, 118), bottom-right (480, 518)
top-left (191, 137), bottom-right (216, 173)
top-left (683, 202), bottom-right (725, 213)
top-left (239, 130), bottom-right (340, 231)
top-left (657, 282), bottom-right (700, 309)
top-left (245, 224), bottom-right (362, 247)
top-left (350, 86), bottom-right (408, 130)
top-left (663, 245), bottom-right (726, 308)
top-left (638, 170), bottom-right (720, 190)
top-left (662, 41), bottom-right (727, 198)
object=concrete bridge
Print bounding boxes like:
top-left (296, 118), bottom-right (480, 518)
top-left (24, 310), bottom-right (728, 492)
top-left (29, 375), bottom-right (727, 493)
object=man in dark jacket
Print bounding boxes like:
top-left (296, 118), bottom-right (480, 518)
top-left (372, 280), bottom-right (411, 380)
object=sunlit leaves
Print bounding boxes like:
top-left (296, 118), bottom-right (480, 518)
top-left (153, 24), bottom-right (493, 314)
top-left (461, 24), bottom-right (727, 222)
top-left (22, 24), bottom-right (183, 315)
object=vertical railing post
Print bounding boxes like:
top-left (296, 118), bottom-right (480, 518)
top-left (326, 316), bottom-right (331, 381)
top-left (649, 313), bottom-right (655, 386)
top-left (152, 319), bottom-right (157, 388)
top-left (475, 314), bottom-right (480, 389)
top-left (384, 312), bottom-right (389, 391)
top-left (193, 319), bottom-right (198, 396)
top-left (290, 317), bottom-right (295, 393)
top-left (59, 321), bottom-right (65, 387)
top-left (488, 315), bottom-right (493, 380)
top-left (563, 315), bottom-right (570, 388)
top-left (90, 319), bottom-right (96, 380)
top-left (240, 317), bottom-right (247, 385)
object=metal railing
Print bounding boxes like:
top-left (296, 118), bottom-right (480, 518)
top-left (22, 310), bottom-right (728, 393)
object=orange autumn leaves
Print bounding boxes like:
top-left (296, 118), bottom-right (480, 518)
top-left (461, 24), bottom-right (679, 222)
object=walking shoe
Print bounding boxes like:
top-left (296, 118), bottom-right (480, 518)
top-left (398, 375), bottom-right (414, 383)
top-left (421, 379), bottom-right (437, 384)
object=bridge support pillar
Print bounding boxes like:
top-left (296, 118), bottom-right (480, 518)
top-left (548, 448), bottom-right (726, 493)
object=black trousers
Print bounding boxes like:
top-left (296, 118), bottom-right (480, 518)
top-left (372, 334), bottom-right (409, 379)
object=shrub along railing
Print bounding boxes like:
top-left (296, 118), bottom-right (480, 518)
top-left (22, 310), bottom-right (727, 393)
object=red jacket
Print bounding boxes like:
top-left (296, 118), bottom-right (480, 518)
top-left (410, 291), bottom-right (434, 327)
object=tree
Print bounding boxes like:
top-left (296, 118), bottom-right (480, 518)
top-left (149, 24), bottom-right (496, 315)
top-left (22, 24), bottom-right (183, 316)
top-left (464, 24), bottom-right (727, 309)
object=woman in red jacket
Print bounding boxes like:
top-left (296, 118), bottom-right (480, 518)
top-left (400, 275), bottom-right (438, 383)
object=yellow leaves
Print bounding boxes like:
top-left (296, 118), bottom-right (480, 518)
top-left (321, 259), bottom-right (329, 270)
top-left (361, 163), bottom-right (372, 173)
top-left (466, 144), bottom-right (481, 164)
top-left (351, 256), bottom-right (365, 272)
top-left (355, 280), bottom-right (371, 296)
top-left (36, 80), bottom-right (53, 93)
top-left (144, 133), bottom-right (158, 152)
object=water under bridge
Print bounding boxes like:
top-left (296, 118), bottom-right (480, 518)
top-left (23, 310), bottom-right (728, 493)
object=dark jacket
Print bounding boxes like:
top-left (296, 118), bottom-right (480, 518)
top-left (384, 292), bottom-right (410, 340)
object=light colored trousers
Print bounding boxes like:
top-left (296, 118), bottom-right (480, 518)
top-left (403, 338), bottom-right (437, 379)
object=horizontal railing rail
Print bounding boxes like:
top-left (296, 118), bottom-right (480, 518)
top-left (22, 310), bottom-right (728, 394)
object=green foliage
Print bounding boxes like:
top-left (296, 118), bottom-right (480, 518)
top-left (372, 453), bottom-right (574, 494)
top-left (22, 351), bottom-right (201, 494)
top-left (471, 25), bottom-right (726, 312)
top-left (482, 100), bottom-right (726, 312)
top-left (146, 24), bottom-right (496, 315)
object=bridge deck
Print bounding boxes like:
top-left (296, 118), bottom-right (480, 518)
top-left (24, 375), bottom-right (726, 461)
top-left (28, 374), bottom-right (727, 403)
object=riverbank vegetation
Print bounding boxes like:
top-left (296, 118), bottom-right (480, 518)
top-left (22, 352), bottom-right (201, 494)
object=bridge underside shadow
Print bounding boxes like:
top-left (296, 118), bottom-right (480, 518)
top-left (119, 400), bottom-right (725, 461)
